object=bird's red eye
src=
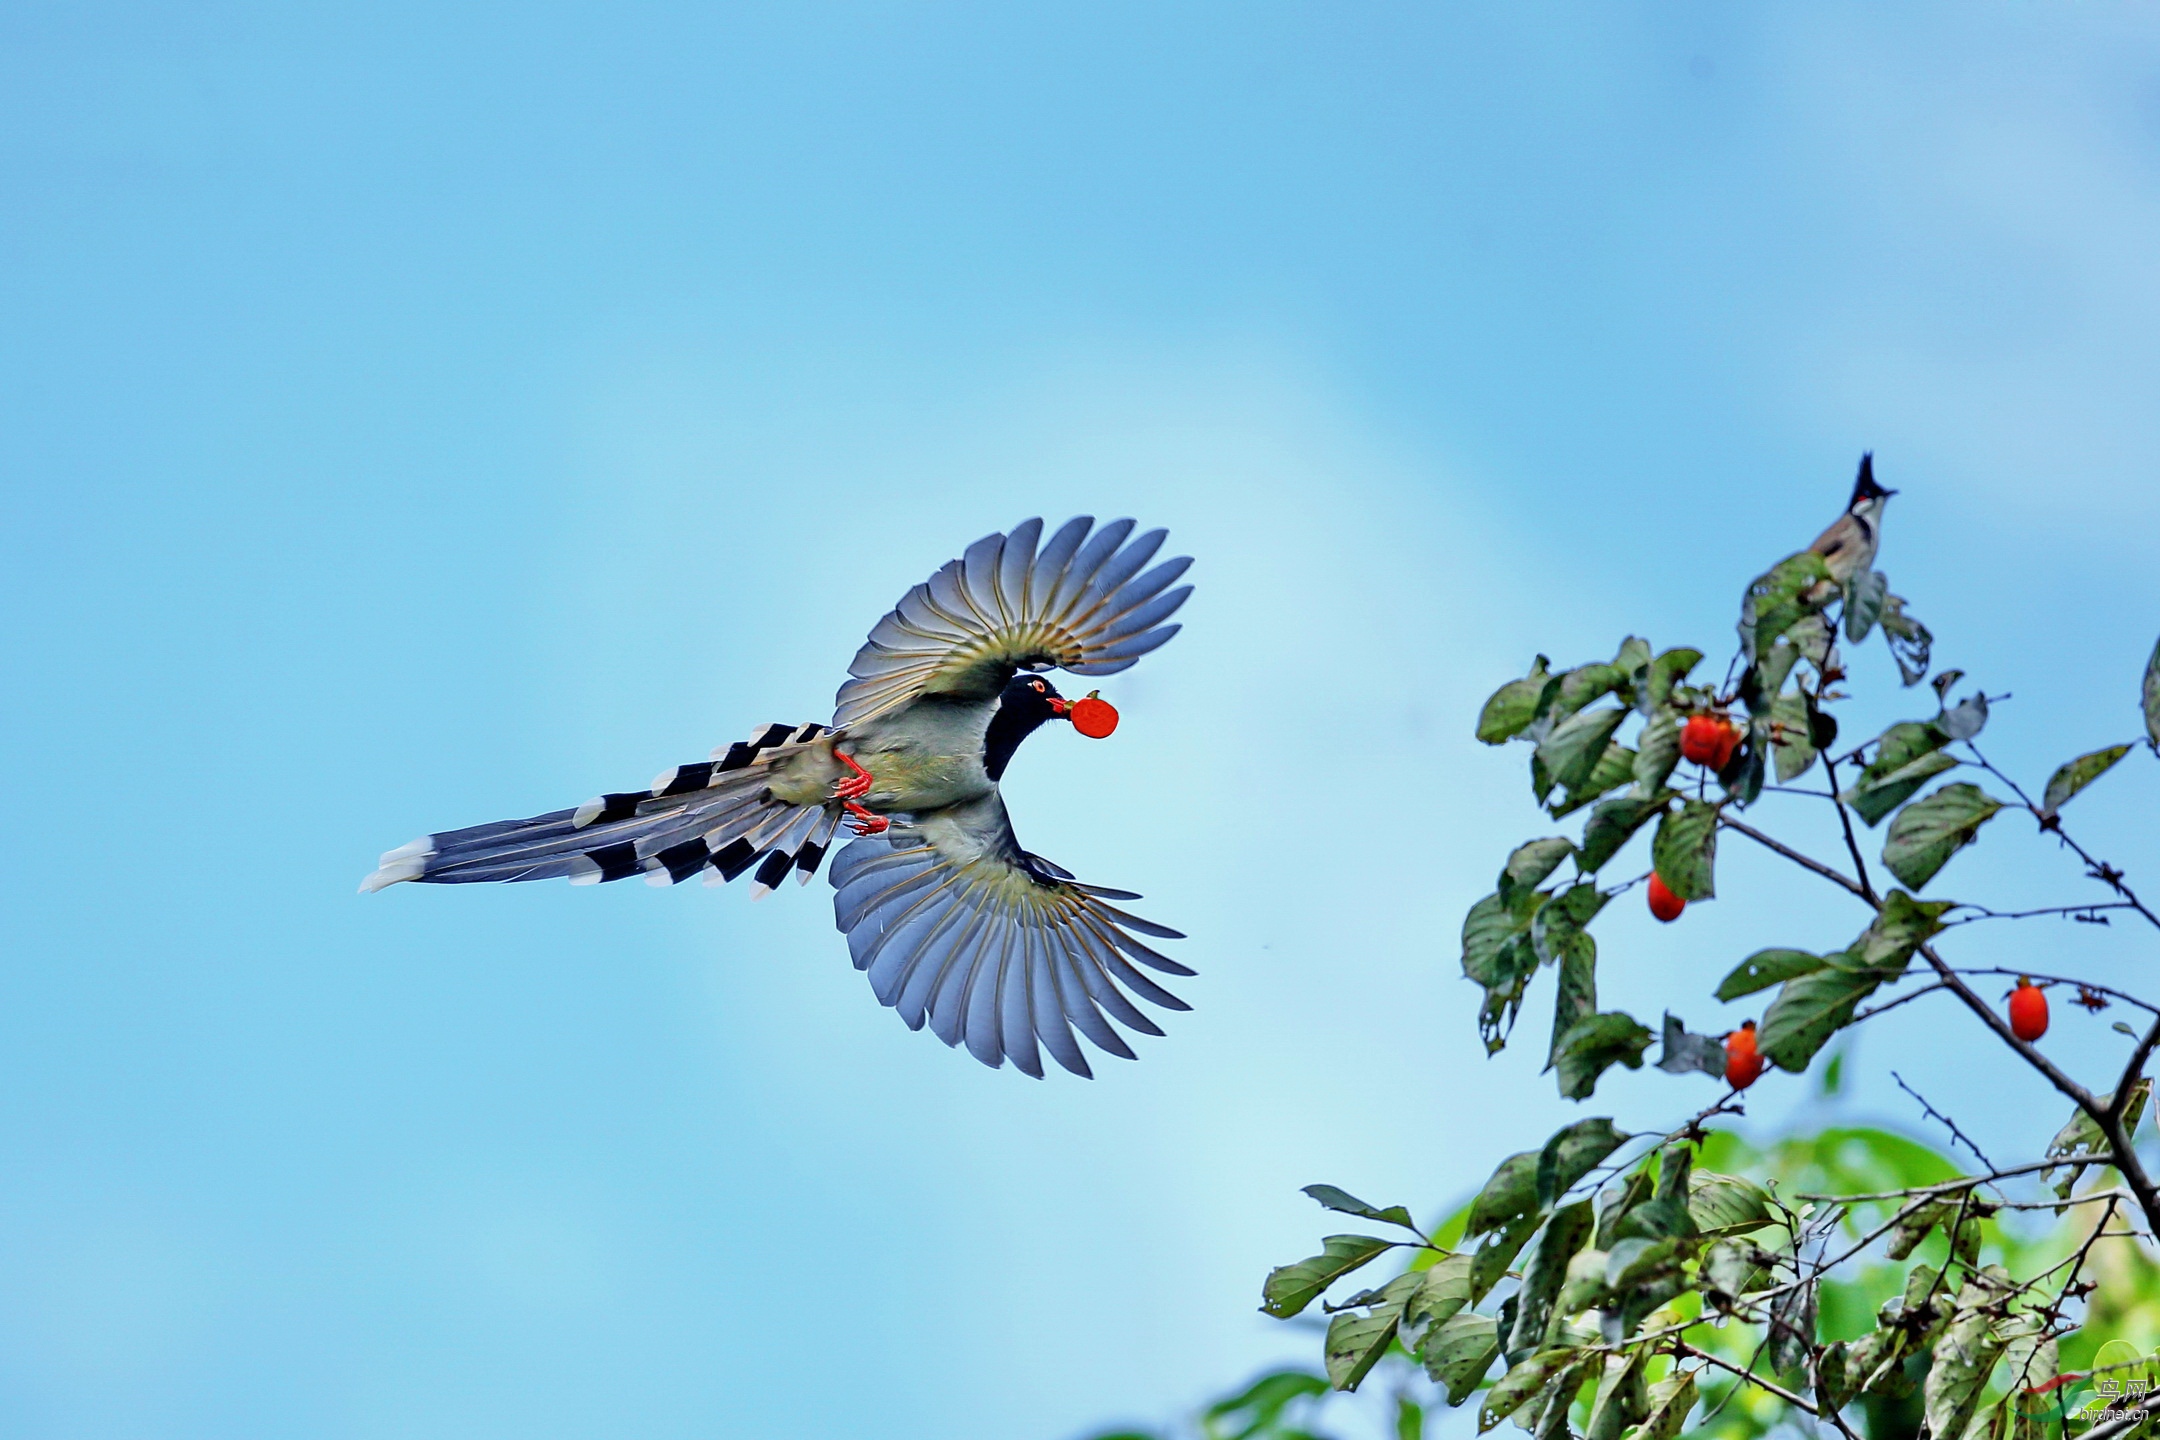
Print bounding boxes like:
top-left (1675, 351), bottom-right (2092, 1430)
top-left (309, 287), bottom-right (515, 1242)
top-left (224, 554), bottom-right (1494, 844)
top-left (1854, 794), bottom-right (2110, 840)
top-left (1031, 680), bottom-right (1044, 691)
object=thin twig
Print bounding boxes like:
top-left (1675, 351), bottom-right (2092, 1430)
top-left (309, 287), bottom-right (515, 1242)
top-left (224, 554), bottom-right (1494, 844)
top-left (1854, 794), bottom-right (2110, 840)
top-left (1819, 754), bottom-right (1880, 905)
top-left (1677, 1342), bottom-right (1817, 1415)
top-left (1891, 1071), bottom-right (1999, 1171)
top-left (1716, 814), bottom-right (1869, 901)
top-left (1942, 902), bottom-right (2137, 928)
top-left (1946, 969), bottom-right (2160, 1018)
top-left (1853, 983), bottom-right (1946, 1023)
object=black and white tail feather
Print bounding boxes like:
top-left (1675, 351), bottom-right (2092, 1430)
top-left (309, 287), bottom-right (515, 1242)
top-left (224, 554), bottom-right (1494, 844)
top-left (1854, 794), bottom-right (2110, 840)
top-left (360, 722), bottom-right (842, 898)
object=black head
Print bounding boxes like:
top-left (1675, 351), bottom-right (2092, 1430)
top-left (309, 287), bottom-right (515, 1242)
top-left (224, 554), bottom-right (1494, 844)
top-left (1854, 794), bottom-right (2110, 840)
top-left (1850, 452), bottom-right (1896, 506)
top-left (983, 671), bottom-right (1071, 781)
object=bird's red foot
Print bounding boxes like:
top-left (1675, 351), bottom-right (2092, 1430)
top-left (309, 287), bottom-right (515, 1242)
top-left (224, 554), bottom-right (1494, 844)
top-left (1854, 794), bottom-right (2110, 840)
top-left (844, 801), bottom-right (889, 836)
top-left (832, 748), bottom-right (875, 801)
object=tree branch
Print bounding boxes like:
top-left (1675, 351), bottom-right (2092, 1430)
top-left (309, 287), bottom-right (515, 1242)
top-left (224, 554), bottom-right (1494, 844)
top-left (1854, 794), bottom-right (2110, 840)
top-left (1677, 1342), bottom-right (1817, 1416)
top-left (1818, 754), bottom-right (1879, 905)
top-left (1716, 815), bottom-right (1870, 902)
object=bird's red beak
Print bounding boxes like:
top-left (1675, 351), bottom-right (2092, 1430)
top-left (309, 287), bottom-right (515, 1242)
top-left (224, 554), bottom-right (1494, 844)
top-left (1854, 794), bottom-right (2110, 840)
top-left (1049, 698), bottom-right (1071, 717)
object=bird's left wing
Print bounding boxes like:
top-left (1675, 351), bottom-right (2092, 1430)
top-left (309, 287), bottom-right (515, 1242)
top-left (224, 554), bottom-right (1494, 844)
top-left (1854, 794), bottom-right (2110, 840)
top-left (828, 793), bottom-right (1191, 1077)
top-left (832, 517), bottom-right (1191, 728)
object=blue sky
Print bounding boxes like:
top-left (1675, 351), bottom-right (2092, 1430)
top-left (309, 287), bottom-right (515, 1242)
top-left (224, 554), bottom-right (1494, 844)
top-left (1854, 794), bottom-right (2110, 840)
top-left (6, 3), bottom-right (2160, 1436)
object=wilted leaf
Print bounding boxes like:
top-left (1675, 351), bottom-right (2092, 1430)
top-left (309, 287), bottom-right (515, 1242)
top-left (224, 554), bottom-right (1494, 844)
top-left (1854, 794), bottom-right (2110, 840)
top-left (1845, 570), bottom-right (1889, 642)
top-left (1537, 1119), bottom-right (1629, 1207)
top-left (1423, 1311), bottom-right (1502, 1407)
top-left (2043, 1080), bottom-right (2149, 1198)
top-left (1688, 1172), bottom-right (1773, 1235)
top-left (1701, 1238), bottom-right (1768, 1306)
top-left (2145, 637), bottom-right (2160, 752)
top-left (1926, 1311), bottom-right (2005, 1440)
top-left (1882, 783), bottom-right (2004, 890)
top-left (1634, 1370), bottom-right (1697, 1440)
top-left (1262, 1234), bottom-right (1396, 1318)
top-left (1655, 1013), bottom-right (1727, 1078)
top-left (1769, 1277), bottom-right (1817, 1372)
top-left (1508, 1202), bottom-right (1594, 1359)
top-left (1740, 552), bottom-right (1835, 663)
top-left (1537, 707), bottom-right (1630, 800)
top-left (1758, 966), bottom-right (1880, 1072)
top-left (1303, 1185), bottom-right (1418, 1232)
top-left (1480, 657), bottom-right (1554, 744)
top-left (1938, 691), bottom-right (1989, 742)
top-left (1770, 692), bottom-right (1818, 782)
top-left (1468, 1152), bottom-right (1543, 1238)
top-left (1554, 1012), bottom-right (1654, 1101)
top-left (1887, 1201), bottom-right (1950, 1261)
top-left (1716, 948), bottom-right (1824, 1001)
top-left (1481, 1349), bottom-right (1580, 1431)
top-left (1881, 594), bottom-right (1933, 685)
top-left (1326, 1270), bottom-right (1423, 1391)
top-left (1578, 794), bottom-right (1669, 875)
top-left (1651, 800), bottom-right (1719, 901)
top-left (2042, 745), bottom-right (2132, 818)
top-left (1466, 888), bottom-right (1547, 1054)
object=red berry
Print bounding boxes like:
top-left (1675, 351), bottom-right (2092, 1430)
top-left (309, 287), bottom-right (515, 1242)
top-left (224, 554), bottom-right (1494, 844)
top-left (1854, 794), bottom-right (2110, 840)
top-left (1725, 1021), bottom-right (1764, 1090)
top-left (1647, 873), bottom-right (1686, 922)
top-left (1680, 715), bottom-right (1739, 770)
top-left (2009, 978), bottom-right (2049, 1042)
top-left (1068, 694), bottom-right (1119, 739)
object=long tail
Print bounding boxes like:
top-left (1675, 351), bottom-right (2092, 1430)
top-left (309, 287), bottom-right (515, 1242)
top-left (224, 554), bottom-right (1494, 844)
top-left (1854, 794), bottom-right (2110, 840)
top-left (361, 723), bottom-right (843, 897)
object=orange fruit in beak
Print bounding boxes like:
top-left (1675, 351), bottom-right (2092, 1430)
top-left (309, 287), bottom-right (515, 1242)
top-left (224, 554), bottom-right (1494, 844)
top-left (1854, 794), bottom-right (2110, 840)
top-left (1068, 695), bottom-right (1118, 738)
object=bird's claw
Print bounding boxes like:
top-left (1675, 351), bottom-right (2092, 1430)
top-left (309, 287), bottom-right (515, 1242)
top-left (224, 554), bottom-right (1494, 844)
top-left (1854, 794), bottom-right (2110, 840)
top-left (832, 748), bottom-right (876, 801)
top-left (844, 801), bottom-right (889, 836)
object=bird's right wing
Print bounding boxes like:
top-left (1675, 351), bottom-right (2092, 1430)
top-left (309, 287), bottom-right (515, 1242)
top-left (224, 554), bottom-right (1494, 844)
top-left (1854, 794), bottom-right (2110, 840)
top-left (831, 517), bottom-right (1192, 729)
top-left (828, 793), bottom-right (1191, 1078)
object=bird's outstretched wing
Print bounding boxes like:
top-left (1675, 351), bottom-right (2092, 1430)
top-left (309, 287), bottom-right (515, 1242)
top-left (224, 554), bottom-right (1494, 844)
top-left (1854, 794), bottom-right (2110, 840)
top-left (829, 793), bottom-right (1190, 1077)
top-left (832, 517), bottom-right (1192, 729)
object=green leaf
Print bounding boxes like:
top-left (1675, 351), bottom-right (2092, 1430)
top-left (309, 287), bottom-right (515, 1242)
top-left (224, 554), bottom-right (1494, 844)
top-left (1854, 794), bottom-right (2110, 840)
top-left (1577, 794), bottom-right (1668, 875)
top-left (1533, 882), bottom-right (1608, 967)
top-left (1845, 890), bottom-right (1955, 973)
top-left (1467, 1152), bottom-right (1542, 1238)
top-left (1746, 637), bottom-right (1802, 715)
top-left (1422, 1311), bottom-right (1502, 1407)
top-left (1507, 1202), bottom-right (1594, 1359)
top-left (1201, 1369), bottom-right (1330, 1438)
top-left (1544, 934), bottom-right (1599, 1071)
top-left (1882, 783), bottom-right (2005, 890)
top-left (1843, 719), bottom-right (1957, 825)
top-left (1302, 1185), bottom-right (1418, 1232)
top-left (1880, 593), bottom-right (1933, 686)
top-left (2145, 636), bottom-right (2160, 752)
top-left (1553, 1012), bottom-right (1654, 1101)
top-left (1758, 967), bottom-right (1880, 1072)
top-left (1479, 657), bottom-right (1553, 744)
top-left (1325, 1270), bottom-right (1423, 1391)
top-left (1536, 707), bottom-right (1629, 799)
top-left (1687, 1172), bottom-right (1773, 1236)
top-left (1472, 1212), bottom-right (1542, 1301)
top-left (2042, 744), bottom-right (2132, 818)
top-left (1926, 1312), bottom-right (2006, 1440)
top-left (1655, 1013), bottom-right (1726, 1078)
top-left (1583, 1350), bottom-right (1649, 1440)
top-left (1261, 1234), bottom-right (1395, 1318)
top-left (1502, 839), bottom-right (1578, 899)
top-left (1407, 1251), bottom-right (1477, 1329)
top-left (1465, 889), bottom-right (1546, 1054)
top-left (1481, 1349), bottom-right (1580, 1431)
top-left (1631, 713), bottom-right (1680, 794)
top-left (1845, 569), bottom-right (1889, 642)
top-left (1634, 1370), bottom-right (1697, 1440)
top-left (1553, 664), bottom-right (1627, 722)
top-left (1740, 552), bottom-right (1835, 663)
top-left (1537, 1119), bottom-right (1629, 1207)
top-left (1551, 742), bottom-right (1637, 817)
top-left (1770, 692), bottom-right (1818, 783)
top-left (1646, 649), bottom-right (1703, 710)
top-left (1716, 948), bottom-right (1824, 1001)
top-left (2043, 1080), bottom-right (2150, 1198)
top-left (1650, 800), bottom-right (1718, 901)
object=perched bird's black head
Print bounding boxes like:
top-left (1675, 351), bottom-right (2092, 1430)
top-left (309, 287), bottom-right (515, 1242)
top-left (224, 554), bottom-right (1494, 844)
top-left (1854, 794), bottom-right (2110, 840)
top-left (983, 671), bottom-right (1072, 780)
top-left (1850, 452), bottom-right (1896, 507)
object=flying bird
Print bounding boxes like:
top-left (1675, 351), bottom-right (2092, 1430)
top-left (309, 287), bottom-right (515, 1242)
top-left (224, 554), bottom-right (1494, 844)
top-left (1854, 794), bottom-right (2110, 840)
top-left (362, 518), bottom-right (1195, 1078)
top-left (1808, 452), bottom-right (1896, 584)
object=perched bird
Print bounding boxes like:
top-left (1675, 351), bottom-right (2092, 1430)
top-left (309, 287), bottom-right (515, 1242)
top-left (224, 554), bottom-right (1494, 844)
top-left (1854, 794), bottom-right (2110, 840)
top-left (1808, 453), bottom-right (1896, 584)
top-left (362, 518), bottom-right (1195, 1078)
